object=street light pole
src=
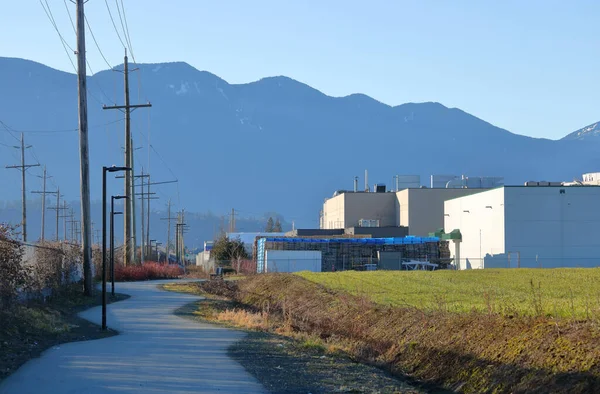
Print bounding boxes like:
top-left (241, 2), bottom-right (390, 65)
top-left (102, 166), bottom-right (130, 331)
top-left (155, 242), bottom-right (162, 263)
top-left (110, 209), bottom-right (123, 296)
top-left (150, 239), bottom-right (156, 262)
top-left (111, 195), bottom-right (126, 297)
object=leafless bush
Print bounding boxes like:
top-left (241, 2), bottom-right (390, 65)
top-left (0, 225), bottom-right (26, 309)
top-left (31, 242), bottom-right (63, 296)
top-left (31, 242), bottom-right (82, 298)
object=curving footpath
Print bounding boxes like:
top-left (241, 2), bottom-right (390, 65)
top-left (0, 280), bottom-right (267, 394)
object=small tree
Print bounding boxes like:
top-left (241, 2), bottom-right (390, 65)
top-left (265, 217), bottom-right (274, 232)
top-left (273, 218), bottom-right (282, 232)
top-left (211, 235), bottom-right (250, 272)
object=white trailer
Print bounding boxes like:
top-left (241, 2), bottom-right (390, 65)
top-left (264, 250), bottom-right (322, 273)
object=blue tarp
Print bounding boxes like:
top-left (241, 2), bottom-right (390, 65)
top-left (258, 236), bottom-right (439, 245)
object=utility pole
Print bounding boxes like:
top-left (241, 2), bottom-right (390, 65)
top-left (180, 209), bottom-right (185, 265)
top-left (175, 213), bottom-right (180, 265)
top-left (67, 208), bottom-right (77, 243)
top-left (230, 208), bottom-right (236, 233)
top-left (160, 199), bottom-right (174, 262)
top-left (31, 166), bottom-right (57, 242)
top-left (175, 211), bottom-right (187, 268)
top-left (75, 0), bottom-right (93, 295)
top-left (5, 133), bottom-right (40, 242)
top-left (47, 188), bottom-right (67, 242)
top-left (146, 173), bottom-right (151, 253)
top-left (139, 168), bottom-right (146, 264)
top-left (103, 51), bottom-right (151, 266)
top-left (62, 201), bottom-right (68, 241)
top-left (130, 137), bottom-right (137, 264)
top-left (94, 229), bottom-right (101, 245)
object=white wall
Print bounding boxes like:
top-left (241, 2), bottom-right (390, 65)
top-left (504, 187), bottom-right (600, 268)
top-left (322, 194), bottom-right (345, 229)
top-left (445, 186), bottom-right (600, 269)
top-left (444, 188), bottom-right (505, 269)
top-left (265, 250), bottom-right (322, 272)
top-left (405, 189), bottom-right (487, 236)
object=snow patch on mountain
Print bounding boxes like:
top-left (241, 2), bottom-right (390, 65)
top-left (562, 122), bottom-right (600, 141)
top-left (176, 82), bottom-right (189, 95)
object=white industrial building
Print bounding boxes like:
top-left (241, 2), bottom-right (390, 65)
top-left (321, 188), bottom-right (489, 236)
top-left (227, 232), bottom-right (287, 255)
top-left (444, 186), bottom-right (600, 269)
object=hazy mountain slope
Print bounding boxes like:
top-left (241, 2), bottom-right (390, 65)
top-left (1, 57), bottom-right (598, 226)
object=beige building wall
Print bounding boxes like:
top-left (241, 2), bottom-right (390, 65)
top-left (321, 188), bottom-right (488, 233)
top-left (397, 188), bottom-right (488, 236)
top-left (343, 192), bottom-right (397, 228)
top-left (321, 192), bottom-right (396, 229)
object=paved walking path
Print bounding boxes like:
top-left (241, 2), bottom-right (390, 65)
top-left (0, 280), bottom-right (267, 394)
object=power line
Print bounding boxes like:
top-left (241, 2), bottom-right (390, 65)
top-left (104, 0), bottom-right (126, 49)
top-left (85, 15), bottom-right (114, 70)
top-left (39, 0), bottom-right (108, 106)
top-left (115, 0), bottom-right (134, 61)
top-left (39, 0), bottom-right (77, 72)
top-left (0, 120), bottom-right (24, 142)
top-left (0, 117), bottom-right (125, 134)
top-left (63, 0), bottom-right (76, 35)
top-left (118, 0), bottom-right (136, 63)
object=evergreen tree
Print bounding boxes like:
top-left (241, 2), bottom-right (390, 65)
top-left (211, 234), bottom-right (249, 263)
top-left (273, 218), bottom-right (282, 232)
top-left (265, 217), bottom-right (274, 232)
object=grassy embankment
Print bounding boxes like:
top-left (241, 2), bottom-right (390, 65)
top-left (0, 285), bottom-right (128, 381)
top-left (165, 270), bottom-right (600, 393)
top-left (298, 269), bottom-right (600, 319)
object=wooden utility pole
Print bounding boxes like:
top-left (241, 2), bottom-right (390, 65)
top-left (230, 208), bottom-right (236, 233)
top-left (180, 209), bottom-right (185, 264)
top-left (130, 137), bottom-right (137, 264)
top-left (75, 0), bottom-right (93, 295)
top-left (135, 169), bottom-right (150, 263)
top-left (47, 188), bottom-right (66, 242)
top-left (31, 166), bottom-right (57, 242)
top-left (67, 208), bottom-right (77, 243)
top-left (160, 199), bottom-right (173, 262)
top-left (103, 52), bottom-right (151, 266)
top-left (5, 133), bottom-right (40, 242)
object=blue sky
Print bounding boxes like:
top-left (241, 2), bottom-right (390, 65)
top-left (1, 0), bottom-right (598, 140)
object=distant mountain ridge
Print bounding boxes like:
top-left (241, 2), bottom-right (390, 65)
top-left (1, 56), bottom-right (599, 227)
top-left (562, 121), bottom-right (600, 141)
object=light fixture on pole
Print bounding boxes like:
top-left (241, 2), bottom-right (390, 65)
top-left (155, 242), bottom-right (162, 263)
top-left (102, 166), bottom-right (130, 331)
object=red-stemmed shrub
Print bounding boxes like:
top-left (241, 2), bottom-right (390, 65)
top-left (113, 262), bottom-right (182, 282)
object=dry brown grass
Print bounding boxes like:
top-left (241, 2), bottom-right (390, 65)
top-left (187, 274), bottom-right (600, 394)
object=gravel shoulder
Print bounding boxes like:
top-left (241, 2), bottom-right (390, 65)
top-left (174, 297), bottom-right (449, 394)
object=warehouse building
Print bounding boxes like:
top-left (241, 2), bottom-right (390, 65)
top-left (256, 236), bottom-right (447, 273)
top-left (226, 232), bottom-right (286, 255)
top-left (444, 185), bottom-right (600, 269)
top-left (321, 187), bottom-right (488, 236)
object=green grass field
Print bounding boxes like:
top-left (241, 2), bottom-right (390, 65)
top-left (297, 269), bottom-right (600, 319)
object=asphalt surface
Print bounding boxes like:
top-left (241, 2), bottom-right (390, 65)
top-left (0, 280), bottom-right (267, 394)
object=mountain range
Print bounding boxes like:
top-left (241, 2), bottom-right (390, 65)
top-left (1, 56), bottom-right (600, 230)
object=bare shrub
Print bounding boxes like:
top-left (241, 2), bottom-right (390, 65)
top-left (0, 225), bottom-right (26, 309)
top-left (30, 242), bottom-right (82, 298)
top-left (31, 242), bottom-right (64, 296)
